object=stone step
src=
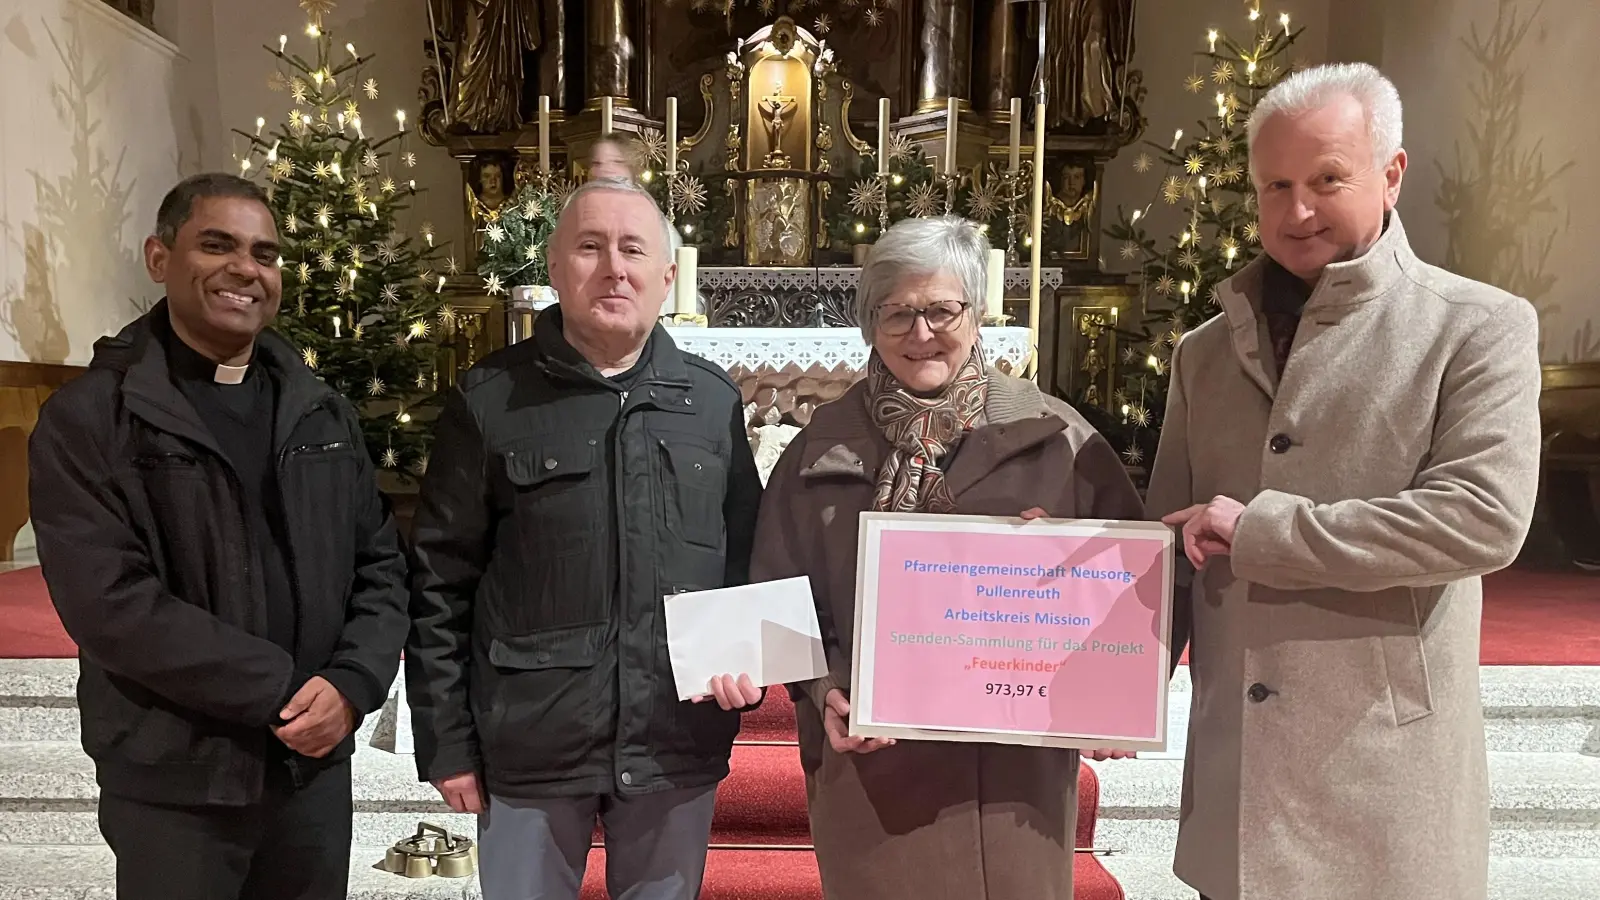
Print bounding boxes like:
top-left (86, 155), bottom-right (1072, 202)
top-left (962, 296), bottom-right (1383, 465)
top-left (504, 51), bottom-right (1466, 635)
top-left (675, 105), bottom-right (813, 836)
top-left (1092, 816), bottom-right (1600, 861)
top-left (1, 844), bottom-right (1596, 900)
top-left (0, 842), bottom-right (820, 900)
top-left (6, 661), bottom-right (1597, 753)
top-left (1087, 751), bottom-right (1600, 860)
top-left (1098, 853), bottom-right (1600, 900)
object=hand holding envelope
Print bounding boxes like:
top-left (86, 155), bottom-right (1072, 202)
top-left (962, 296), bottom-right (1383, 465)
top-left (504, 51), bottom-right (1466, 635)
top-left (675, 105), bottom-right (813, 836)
top-left (690, 673), bottom-right (764, 710)
top-left (665, 576), bottom-right (830, 704)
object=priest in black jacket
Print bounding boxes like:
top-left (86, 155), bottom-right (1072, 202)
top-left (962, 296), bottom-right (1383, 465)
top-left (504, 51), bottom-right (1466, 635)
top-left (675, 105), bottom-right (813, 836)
top-left (28, 173), bottom-right (409, 900)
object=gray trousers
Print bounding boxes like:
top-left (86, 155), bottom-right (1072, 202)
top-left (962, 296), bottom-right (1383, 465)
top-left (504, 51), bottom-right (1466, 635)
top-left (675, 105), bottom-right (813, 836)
top-left (478, 785), bottom-right (718, 900)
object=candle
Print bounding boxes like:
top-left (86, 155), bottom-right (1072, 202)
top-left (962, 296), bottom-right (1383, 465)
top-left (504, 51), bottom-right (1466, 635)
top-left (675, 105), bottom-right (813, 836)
top-left (395, 109), bottom-right (406, 132)
top-left (674, 245), bottom-right (698, 316)
top-left (601, 96), bottom-right (614, 135)
top-left (1008, 98), bottom-right (1021, 173)
top-left (944, 97), bottom-right (959, 176)
top-left (877, 97), bottom-right (890, 173)
top-left (278, 34), bottom-right (287, 54)
top-left (1026, 98), bottom-right (1046, 381)
top-left (985, 248), bottom-right (1006, 319)
top-left (538, 95), bottom-right (551, 174)
top-left (666, 96), bottom-right (678, 174)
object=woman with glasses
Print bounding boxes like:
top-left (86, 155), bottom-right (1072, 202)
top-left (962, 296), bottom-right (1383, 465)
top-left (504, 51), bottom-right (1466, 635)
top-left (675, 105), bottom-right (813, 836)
top-left (749, 215), bottom-right (1144, 899)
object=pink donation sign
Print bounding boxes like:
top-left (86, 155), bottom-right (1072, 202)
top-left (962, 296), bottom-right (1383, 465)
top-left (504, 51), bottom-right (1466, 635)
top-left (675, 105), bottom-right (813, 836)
top-left (856, 517), bottom-right (1171, 747)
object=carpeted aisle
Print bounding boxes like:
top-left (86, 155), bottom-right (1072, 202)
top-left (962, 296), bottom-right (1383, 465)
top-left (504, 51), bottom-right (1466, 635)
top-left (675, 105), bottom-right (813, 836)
top-left (0, 568), bottom-right (74, 659)
top-left (578, 689), bottom-right (1126, 900)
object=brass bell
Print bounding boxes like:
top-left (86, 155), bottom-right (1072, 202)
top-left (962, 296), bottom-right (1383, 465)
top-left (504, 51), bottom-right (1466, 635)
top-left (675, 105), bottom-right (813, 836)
top-left (403, 853), bottom-right (435, 879)
top-left (437, 849), bottom-right (476, 878)
top-left (382, 845), bottom-right (409, 874)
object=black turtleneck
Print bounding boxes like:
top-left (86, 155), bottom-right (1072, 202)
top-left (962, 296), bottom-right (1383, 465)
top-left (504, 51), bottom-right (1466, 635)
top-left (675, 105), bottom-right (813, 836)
top-left (164, 331), bottom-right (297, 661)
top-left (1261, 257), bottom-right (1313, 379)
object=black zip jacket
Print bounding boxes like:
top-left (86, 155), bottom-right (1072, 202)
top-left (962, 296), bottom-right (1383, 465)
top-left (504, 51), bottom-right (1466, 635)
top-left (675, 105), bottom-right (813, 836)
top-left (27, 302), bottom-right (410, 806)
top-left (406, 308), bottom-right (763, 799)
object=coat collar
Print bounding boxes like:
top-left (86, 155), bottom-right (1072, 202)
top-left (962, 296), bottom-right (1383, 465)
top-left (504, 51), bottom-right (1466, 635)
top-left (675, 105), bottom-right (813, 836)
top-left (531, 304), bottom-right (692, 390)
top-left (92, 300), bottom-right (338, 454)
top-left (797, 370), bottom-right (1065, 494)
top-left (1212, 211), bottom-right (1418, 398)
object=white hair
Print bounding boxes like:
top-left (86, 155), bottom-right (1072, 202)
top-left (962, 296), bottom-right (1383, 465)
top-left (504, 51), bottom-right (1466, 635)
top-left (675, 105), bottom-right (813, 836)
top-left (1247, 62), bottom-right (1404, 165)
top-left (855, 216), bottom-right (987, 344)
top-left (556, 176), bottom-right (675, 254)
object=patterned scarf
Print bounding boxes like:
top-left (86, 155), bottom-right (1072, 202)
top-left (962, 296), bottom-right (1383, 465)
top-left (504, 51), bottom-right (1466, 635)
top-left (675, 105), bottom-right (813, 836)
top-left (865, 348), bottom-right (988, 513)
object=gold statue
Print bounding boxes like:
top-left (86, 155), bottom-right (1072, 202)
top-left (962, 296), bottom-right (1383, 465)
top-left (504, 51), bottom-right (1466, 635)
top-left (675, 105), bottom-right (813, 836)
top-left (1042, 0), bottom-right (1135, 130)
top-left (430, 0), bottom-right (542, 134)
top-left (758, 79), bottom-right (798, 168)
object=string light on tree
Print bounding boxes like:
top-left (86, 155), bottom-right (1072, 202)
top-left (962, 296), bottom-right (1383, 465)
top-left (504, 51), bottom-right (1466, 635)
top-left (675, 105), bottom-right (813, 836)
top-left (1101, 6), bottom-right (1302, 465)
top-left (233, 0), bottom-right (449, 478)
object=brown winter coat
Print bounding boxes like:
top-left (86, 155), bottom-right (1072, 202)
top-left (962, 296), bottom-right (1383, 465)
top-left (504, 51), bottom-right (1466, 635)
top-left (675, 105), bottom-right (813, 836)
top-left (1145, 213), bottom-right (1544, 900)
top-left (751, 371), bottom-right (1144, 900)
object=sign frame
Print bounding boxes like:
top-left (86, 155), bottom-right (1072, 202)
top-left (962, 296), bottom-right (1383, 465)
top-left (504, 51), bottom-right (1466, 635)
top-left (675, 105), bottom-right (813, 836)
top-left (849, 511), bottom-right (1175, 752)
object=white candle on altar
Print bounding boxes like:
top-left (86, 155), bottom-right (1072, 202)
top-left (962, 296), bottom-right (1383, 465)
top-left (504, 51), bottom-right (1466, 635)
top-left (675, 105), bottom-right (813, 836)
top-left (1008, 98), bottom-right (1022, 173)
top-left (666, 96), bottom-right (678, 174)
top-left (538, 95), bottom-right (551, 174)
top-left (944, 97), bottom-right (959, 176)
top-left (1027, 99), bottom-right (1046, 380)
top-left (877, 98), bottom-right (890, 173)
top-left (674, 245), bottom-right (698, 316)
top-left (985, 248), bottom-right (1006, 319)
top-left (601, 96), bottom-right (614, 135)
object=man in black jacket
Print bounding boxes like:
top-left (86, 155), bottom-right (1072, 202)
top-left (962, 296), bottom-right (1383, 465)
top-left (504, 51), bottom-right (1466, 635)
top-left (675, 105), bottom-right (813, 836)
top-left (28, 173), bottom-right (409, 900)
top-left (407, 177), bottom-right (763, 900)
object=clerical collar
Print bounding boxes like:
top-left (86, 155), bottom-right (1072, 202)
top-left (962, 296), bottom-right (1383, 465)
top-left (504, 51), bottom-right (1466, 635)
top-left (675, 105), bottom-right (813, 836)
top-left (166, 328), bottom-right (256, 386)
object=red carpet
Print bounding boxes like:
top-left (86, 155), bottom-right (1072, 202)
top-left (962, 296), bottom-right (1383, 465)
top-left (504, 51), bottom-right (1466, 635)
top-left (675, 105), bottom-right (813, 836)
top-left (0, 568), bottom-right (74, 659)
top-left (1478, 569), bottom-right (1600, 665)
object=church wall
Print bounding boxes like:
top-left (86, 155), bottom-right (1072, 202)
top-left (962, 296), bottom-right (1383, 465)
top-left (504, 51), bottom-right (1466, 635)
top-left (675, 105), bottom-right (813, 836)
top-left (1361, 0), bottom-right (1599, 363)
top-left (205, 0), bottom-right (465, 273)
top-left (0, 0), bottom-right (214, 365)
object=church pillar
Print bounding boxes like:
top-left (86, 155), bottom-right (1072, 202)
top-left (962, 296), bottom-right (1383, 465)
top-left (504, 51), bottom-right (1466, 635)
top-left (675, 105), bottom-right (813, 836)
top-left (585, 0), bottom-right (631, 105)
top-left (980, 0), bottom-right (1018, 113)
top-left (917, 0), bottom-right (973, 112)
top-left (539, 0), bottom-right (567, 108)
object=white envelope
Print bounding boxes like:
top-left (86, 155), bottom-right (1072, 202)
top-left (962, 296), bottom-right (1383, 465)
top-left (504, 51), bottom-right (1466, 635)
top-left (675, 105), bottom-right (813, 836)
top-left (664, 576), bottom-right (829, 701)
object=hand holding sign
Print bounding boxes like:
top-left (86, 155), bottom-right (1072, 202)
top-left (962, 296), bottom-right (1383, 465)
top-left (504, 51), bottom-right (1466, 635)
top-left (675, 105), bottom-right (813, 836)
top-left (824, 689), bottom-right (894, 755)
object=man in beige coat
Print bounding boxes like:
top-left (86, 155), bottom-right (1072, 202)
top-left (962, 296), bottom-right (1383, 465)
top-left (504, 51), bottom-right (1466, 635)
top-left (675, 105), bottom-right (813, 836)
top-left (1147, 63), bottom-right (1543, 900)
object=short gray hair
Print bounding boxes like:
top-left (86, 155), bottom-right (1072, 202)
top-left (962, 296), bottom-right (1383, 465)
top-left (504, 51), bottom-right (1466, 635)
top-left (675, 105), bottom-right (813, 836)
top-left (1247, 62), bottom-right (1404, 166)
top-left (556, 176), bottom-right (675, 254)
top-left (855, 216), bottom-right (988, 343)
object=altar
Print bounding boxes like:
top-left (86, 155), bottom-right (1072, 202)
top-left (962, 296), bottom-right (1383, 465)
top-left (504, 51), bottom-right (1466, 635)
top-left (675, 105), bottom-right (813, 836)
top-left (420, 0), bottom-right (1143, 449)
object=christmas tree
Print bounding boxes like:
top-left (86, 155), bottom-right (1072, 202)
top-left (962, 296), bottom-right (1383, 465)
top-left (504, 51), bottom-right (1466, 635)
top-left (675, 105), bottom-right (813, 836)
top-left (1099, 6), bottom-right (1303, 467)
top-left (234, 0), bottom-right (451, 479)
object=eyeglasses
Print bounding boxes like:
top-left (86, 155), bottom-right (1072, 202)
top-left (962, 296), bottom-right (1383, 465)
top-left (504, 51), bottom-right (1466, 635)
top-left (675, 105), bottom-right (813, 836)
top-left (874, 301), bottom-right (970, 337)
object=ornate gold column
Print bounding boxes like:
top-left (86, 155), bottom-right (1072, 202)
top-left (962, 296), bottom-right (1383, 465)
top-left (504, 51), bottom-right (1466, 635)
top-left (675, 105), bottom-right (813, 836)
top-left (980, 0), bottom-right (1018, 113)
top-left (917, 0), bottom-right (974, 111)
top-left (586, 0), bottom-right (631, 105)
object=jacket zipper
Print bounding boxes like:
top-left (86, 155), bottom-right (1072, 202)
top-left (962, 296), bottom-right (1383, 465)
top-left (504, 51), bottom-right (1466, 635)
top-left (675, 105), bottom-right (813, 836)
top-left (275, 401), bottom-right (334, 666)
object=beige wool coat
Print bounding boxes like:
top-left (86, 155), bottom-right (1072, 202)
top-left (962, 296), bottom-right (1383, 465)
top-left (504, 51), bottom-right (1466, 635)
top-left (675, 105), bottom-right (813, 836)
top-left (751, 371), bottom-right (1144, 900)
top-left (1145, 213), bottom-right (1544, 900)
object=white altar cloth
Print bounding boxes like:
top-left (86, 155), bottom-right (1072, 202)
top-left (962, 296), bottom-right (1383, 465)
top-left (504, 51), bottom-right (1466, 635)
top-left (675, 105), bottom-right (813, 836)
top-left (663, 326), bottom-right (1033, 372)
